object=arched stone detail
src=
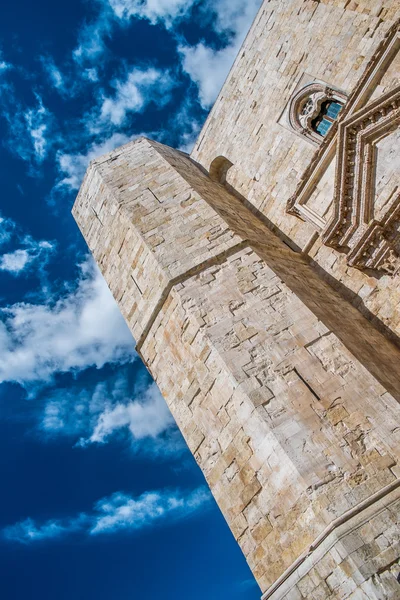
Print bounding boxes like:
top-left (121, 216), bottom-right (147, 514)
top-left (288, 83), bottom-right (347, 144)
top-left (209, 156), bottom-right (233, 184)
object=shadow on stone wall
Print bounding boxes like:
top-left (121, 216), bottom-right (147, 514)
top-left (179, 153), bottom-right (400, 403)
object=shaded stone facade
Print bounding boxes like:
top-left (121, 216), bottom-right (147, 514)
top-left (73, 2), bottom-right (400, 599)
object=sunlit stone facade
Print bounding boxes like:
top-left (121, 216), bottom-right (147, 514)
top-left (74, 2), bottom-right (400, 598)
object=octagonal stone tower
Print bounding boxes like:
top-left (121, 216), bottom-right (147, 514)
top-left (73, 137), bottom-right (400, 599)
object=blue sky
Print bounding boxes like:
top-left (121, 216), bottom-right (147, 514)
top-left (0, 0), bottom-right (263, 598)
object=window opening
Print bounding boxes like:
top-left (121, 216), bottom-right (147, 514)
top-left (288, 83), bottom-right (347, 144)
top-left (209, 156), bottom-right (233, 184)
top-left (312, 101), bottom-right (343, 137)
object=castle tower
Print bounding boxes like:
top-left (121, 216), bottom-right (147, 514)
top-left (73, 137), bottom-right (400, 599)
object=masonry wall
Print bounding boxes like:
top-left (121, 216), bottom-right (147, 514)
top-left (191, 0), bottom-right (400, 343)
top-left (73, 138), bottom-right (400, 599)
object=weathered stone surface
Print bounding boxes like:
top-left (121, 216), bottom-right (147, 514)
top-left (191, 0), bottom-right (400, 344)
top-left (73, 1), bottom-right (400, 598)
top-left (73, 138), bottom-right (400, 599)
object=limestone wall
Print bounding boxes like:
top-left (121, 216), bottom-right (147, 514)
top-left (191, 0), bottom-right (400, 342)
top-left (72, 138), bottom-right (242, 344)
top-left (73, 139), bottom-right (400, 598)
top-left (266, 485), bottom-right (400, 599)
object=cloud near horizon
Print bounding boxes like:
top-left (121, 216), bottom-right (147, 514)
top-left (3, 486), bottom-right (211, 543)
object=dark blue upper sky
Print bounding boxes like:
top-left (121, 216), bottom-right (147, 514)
top-left (0, 1), bottom-right (263, 598)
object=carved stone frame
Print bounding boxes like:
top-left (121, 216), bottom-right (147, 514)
top-left (288, 83), bottom-right (347, 145)
top-left (286, 20), bottom-right (400, 274)
top-left (322, 86), bottom-right (400, 272)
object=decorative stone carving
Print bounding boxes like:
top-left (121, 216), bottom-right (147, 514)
top-left (323, 86), bottom-right (400, 273)
top-left (287, 20), bottom-right (400, 275)
top-left (288, 83), bottom-right (347, 144)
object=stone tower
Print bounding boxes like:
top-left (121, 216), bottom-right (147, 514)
top-left (73, 2), bottom-right (400, 599)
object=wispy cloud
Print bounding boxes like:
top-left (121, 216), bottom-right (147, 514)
top-left (109, 0), bottom-right (197, 28)
top-left (3, 515), bottom-right (87, 544)
top-left (0, 239), bottom-right (54, 276)
top-left (23, 95), bottom-right (53, 162)
top-left (73, 2), bottom-right (114, 65)
top-left (40, 56), bottom-right (68, 94)
top-left (0, 212), bottom-right (55, 279)
top-left (3, 486), bottom-right (211, 543)
top-left (91, 487), bottom-right (210, 535)
top-left (40, 375), bottom-right (175, 452)
top-left (168, 97), bottom-right (203, 154)
top-left (0, 256), bottom-right (135, 390)
top-left (72, 0), bottom-right (198, 69)
top-left (0, 50), bottom-right (11, 73)
top-left (1, 91), bottom-right (55, 167)
top-left (96, 66), bottom-right (175, 128)
top-left (71, 0), bottom-right (200, 72)
top-left (84, 68), bottom-right (99, 82)
top-left (85, 381), bottom-right (174, 445)
top-left (0, 216), bottom-right (15, 247)
top-left (179, 42), bottom-right (238, 109)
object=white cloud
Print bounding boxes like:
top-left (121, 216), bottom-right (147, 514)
top-left (91, 486), bottom-right (210, 534)
top-left (40, 375), bottom-right (174, 451)
top-left (109, 0), bottom-right (197, 28)
top-left (3, 486), bottom-right (211, 543)
top-left (0, 249), bottom-right (31, 273)
top-left (3, 515), bottom-right (87, 544)
top-left (0, 256), bottom-right (135, 389)
top-left (180, 42), bottom-right (238, 109)
top-left (86, 382), bottom-right (174, 444)
top-left (206, 0), bottom-right (262, 38)
top-left (73, 5), bottom-right (113, 64)
top-left (98, 67), bottom-right (175, 127)
top-left (24, 95), bottom-right (53, 161)
top-left (0, 213), bottom-right (55, 277)
top-left (41, 377), bottom-right (124, 436)
top-left (179, 0), bottom-right (262, 108)
top-left (0, 240), bottom-right (54, 276)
